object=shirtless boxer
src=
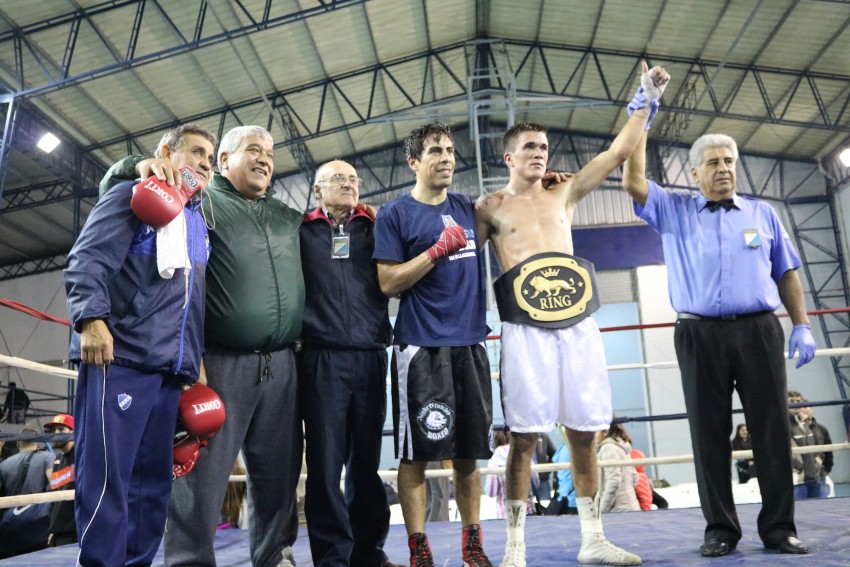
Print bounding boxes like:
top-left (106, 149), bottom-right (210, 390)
top-left (475, 63), bottom-right (670, 566)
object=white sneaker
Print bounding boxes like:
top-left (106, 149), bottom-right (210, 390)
top-left (276, 546), bottom-right (296, 567)
top-left (578, 534), bottom-right (641, 565)
top-left (499, 540), bottom-right (526, 567)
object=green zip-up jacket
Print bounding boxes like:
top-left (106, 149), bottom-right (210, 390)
top-left (100, 158), bottom-right (305, 352)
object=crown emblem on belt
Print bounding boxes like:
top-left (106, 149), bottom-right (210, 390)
top-left (540, 267), bottom-right (560, 277)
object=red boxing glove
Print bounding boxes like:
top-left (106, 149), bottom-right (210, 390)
top-left (177, 166), bottom-right (204, 200)
top-left (130, 166), bottom-right (203, 229)
top-left (173, 433), bottom-right (203, 479)
top-left (131, 176), bottom-right (186, 229)
top-left (178, 383), bottom-right (226, 442)
top-left (425, 224), bottom-right (468, 263)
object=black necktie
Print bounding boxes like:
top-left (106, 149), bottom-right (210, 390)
top-left (704, 198), bottom-right (735, 212)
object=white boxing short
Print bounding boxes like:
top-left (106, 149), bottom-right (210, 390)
top-left (499, 318), bottom-right (612, 433)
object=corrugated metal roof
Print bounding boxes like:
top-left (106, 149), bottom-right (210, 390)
top-left (0, 0), bottom-right (849, 274)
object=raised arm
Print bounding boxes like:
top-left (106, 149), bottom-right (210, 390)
top-left (623, 131), bottom-right (650, 207)
top-left (568, 107), bottom-right (650, 202)
top-left (99, 155), bottom-right (145, 197)
top-left (99, 155), bottom-right (187, 197)
top-left (569, 63), bottom-right (669, 203)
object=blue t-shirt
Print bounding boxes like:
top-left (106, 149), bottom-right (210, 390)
top-left (635, 180), bottom-right (801, 316)
top-left (373, 192), bottom-right (488, 347)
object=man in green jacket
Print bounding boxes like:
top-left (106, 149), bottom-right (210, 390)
top-left (99, 125), bottom-right (304, 567)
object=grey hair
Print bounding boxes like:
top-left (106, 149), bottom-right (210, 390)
top-left (154, 123), bottom-right (217, 159)
top-left (218, 125), bottom-right (273, 164)
top-left (689, 134), bottom-right (739, 167)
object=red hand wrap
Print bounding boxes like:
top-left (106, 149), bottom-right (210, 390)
top-left (426, 224), bottom-right (468, 263)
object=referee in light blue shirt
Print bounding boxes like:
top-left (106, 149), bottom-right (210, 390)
top-left (623, 131), bottom-right (816, 558)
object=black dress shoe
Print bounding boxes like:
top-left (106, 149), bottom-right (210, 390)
top-left (766, 536), bottom-right (809, 554)
top-left (699, 538), bottom-right (736, 557)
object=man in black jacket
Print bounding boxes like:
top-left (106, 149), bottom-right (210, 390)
top-left (299, 160), bottom-right (400, 567)
top-left (788, 391), bottom-right (827, 499)
top-left (802, 406), bottom-right (833, 486)
top-left (792, 394), bottom-right (833, 498)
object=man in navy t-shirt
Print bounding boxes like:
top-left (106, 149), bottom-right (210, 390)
top-left (373, 123), bottom-right (493, 567)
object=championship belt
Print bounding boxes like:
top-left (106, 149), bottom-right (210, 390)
top-left (494, 252), bottom-right (600, 329)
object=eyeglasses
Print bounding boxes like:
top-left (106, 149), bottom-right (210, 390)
top-left (318, 174), bottom-right (363, 187)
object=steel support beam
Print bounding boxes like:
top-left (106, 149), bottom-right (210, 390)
top-left (786, 189), bottom-right (850, 399)
top-left (0, 0), bottom-right (368, 98)
top-left (74, 40), bottom-right (850, 174)
top-left (0, 94), bottom-right (16, 202)
top-left (0, 254), bottom-right (67, 280)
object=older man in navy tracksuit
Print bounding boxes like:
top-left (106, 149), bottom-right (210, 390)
top-left (65, 124), bottom-right (215, 566)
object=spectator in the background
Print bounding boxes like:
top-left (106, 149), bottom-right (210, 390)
top-left (3, 382), bottom-right (31, 424)
top-left (788, 391), bottom-right (827, 499)
top-left (731, 423), bottom-right (756, 484)
top-left (546, 425), bottom-right (577, 516)
top-left (0, 427), bottom-right (52, 493)
top-left (595, 423), bottom-right (640, 513)
top-left (425, 460), bottom-right (451, 523)
top-left (533, 433), bottom-right (557, 503)
top-left (44, 414), bottom-right (76, 547)
top-left (485, 430), bottom-right (537, 519)
top-left (800, 403), bottom-right (833, 496)
top-left (384, 468), bottom-right (400, 506)
top-left (629, 447), bottom-right (652, 510)
top-left (0, 427), bottom-right (53, 558)
top-left (629, 446), bottom-right (669, 511)
top-left (218, 459), bottom-right (247, 530)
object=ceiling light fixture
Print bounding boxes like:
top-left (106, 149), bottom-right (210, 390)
top-left (839, 148), bottom-right (850, 168)
top-left (37, 132), bottom-right (60, 153)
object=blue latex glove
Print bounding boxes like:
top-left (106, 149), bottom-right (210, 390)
top-left (626, 87), bottom-right (659, 131)
top-left (788, 324), bottom-right (816, 368)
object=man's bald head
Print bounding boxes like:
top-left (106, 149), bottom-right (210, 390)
top-left (314, 160), bottom-right (361, 218)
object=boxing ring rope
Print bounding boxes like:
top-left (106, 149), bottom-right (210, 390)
top-left (0, 354), bottom-right (76, 379)
top-left (608, 347), bottom-right (850, 371)
top-left (6, 348), bottom-right (850, 383)
top-left (3, 442), bottom-right (850, 511)
top-left (2, 299), bottom-right (849, 509)
top-left (3, 300), bottom-right (850, 377)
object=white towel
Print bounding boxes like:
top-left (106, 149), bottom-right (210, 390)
top-left (156, 210), bottom-right (191, 280)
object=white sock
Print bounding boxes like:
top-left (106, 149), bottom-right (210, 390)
top-left (505, 499), bottom-right (526, 543)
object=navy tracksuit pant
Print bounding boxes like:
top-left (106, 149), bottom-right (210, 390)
top-left (300, 346), bottom-right (391, 567)
top-left (74, 363), bottom-right (182, 566)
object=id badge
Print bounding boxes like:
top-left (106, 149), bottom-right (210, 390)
top-left (743, 229), bottom-right (761, 248)
top-left (332, 234), bottom-right (350, 259)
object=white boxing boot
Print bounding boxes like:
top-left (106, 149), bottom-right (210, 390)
top-left (499, 500), bottom-right (527, 567)
top-left (576, 493), bottom-right (641, 565)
